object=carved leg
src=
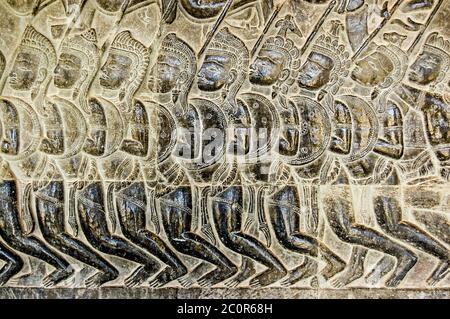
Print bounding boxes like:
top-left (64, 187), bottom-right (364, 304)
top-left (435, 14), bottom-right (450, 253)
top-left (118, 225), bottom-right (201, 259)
top-left (0, 205), bottom-right (73, 287)
top-left (77, 185), bottom-right (160, 287)
top-left (323, 191), bottom-right (417, 287)
top-left (211, 186), bottom-right (287, 288)
top-left (0, 242), bottom-right (24, 286)
top-left (115, 182), bottom-right (187, 288)
top-left (159, 187), bottom-right (237, 287)
top-left (268, 185), bottom-right (344, 286)
top-left (374, 194), bottom-right (450, 285)
top-left (35, 182), bottom-right (119, 287)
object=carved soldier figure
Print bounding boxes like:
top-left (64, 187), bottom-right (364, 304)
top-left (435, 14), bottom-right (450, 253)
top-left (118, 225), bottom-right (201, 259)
top-left (324, 42), bottom-right (443, 288)
top-left (3, 26), bottom-right (76, 286)
top-left (390, 32), bottom-right (450, 285)
top-left (249, 31), bottom-right (348, 286)
top-left (198, 27), bottom-right (287, 287)
top-left (76, 31), bottom-right (161, 287)
top-left (41, 28), bottom-right (123, 287)
top-left (147, 33), bottom-right (239, 287)
top-left (0, 51), bottom-right (25, 286)
top-left (286, 24), bottom-right (419, 287)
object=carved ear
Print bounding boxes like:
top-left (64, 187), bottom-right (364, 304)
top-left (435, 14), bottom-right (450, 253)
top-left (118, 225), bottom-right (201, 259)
top-left (380, 76), bottom-right (393, 89)
top-left (280, 69), bottom-right (290, 82)
top-left (37, 68), bottom-right (47, 83)
top-left (227, 69), bottom-right (237, 85)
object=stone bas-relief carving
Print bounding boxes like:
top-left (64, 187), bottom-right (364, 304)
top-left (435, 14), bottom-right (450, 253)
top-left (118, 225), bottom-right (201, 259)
top-left (0, 0), bottom-right (449, 299)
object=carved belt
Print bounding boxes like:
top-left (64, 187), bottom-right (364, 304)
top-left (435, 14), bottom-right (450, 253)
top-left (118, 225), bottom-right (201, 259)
top-left (115, 191), bottom-right (147, 211)
top-left (34, 191), bottom-right (64, 208)
top-left (210, 195), bottom-right (243, 214)
top-left (158, 197), bottom-right (191, 215)
top-left (266, 200), bottom-right (302, 216)
top-left (78, 194), bottom-right (105, 212)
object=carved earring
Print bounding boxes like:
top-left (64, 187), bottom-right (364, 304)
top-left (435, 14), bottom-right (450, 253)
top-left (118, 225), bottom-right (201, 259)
top-left (72, 87), bottom-right (80, 100)
top-left (272, 83), bottom-right (280, 99)
top-left (119, 87), bottom-right (125, 101)
top-left (222, 83), bottom-right (230, 100)
top-left (31, 79), bottom-right (43, 100)
top-left (172, 86), bottom-right (180, 104)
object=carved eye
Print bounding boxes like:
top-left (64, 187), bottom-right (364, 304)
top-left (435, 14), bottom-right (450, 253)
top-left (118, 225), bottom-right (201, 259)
top-left (301, 147), bottom-right (309, 154)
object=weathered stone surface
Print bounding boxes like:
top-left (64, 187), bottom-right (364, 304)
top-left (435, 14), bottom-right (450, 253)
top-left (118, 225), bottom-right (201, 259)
top-left (0, 0), bottom-right (449, 299)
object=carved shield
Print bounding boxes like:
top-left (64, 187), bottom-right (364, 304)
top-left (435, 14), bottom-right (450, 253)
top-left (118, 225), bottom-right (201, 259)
top-left (47, 96), bottom-right (87, 159)
top-left (90, 97), bottom-right (125, 158)
top-left (337, 95), bottom-right (379, 163)
top-left (156, 104), bottom-right (177, 163)
top-left (0, 97), bottom-right (41, 161)
top-left (283, 96), bottom-right (331, 166)
top-left (182, 98), bottom-right (227, 171)
top-left (238, 92), bottom-right (280, 160)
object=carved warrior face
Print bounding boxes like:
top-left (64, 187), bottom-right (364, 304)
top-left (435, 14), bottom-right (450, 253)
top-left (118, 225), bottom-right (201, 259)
top-left (351, 51), bottom-right (394, 86)
top-left (298, 52), bottom-right (333, 90)
top-left (54, 52), bottom-right (82, 89)
top-left (148, 55), bottom-right (182, 93)
top-left (9, 51), bottom-right (41, 90)
top-left (99, 52), bottom-right (132, 90)
top-left (249, 49), bottom-right (285, 86)
top-left (197, 54), bottom-right (233, 91)
top-left (408, 51), bottom-right (443, 85)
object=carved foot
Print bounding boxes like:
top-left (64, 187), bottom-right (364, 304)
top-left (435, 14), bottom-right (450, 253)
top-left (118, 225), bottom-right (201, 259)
top-left (249, 267), bottom-right (287, 288)
top-left (385, 254), bottom-right (417, 287)
top-left (280, 258), bottom-right (318, 287)
top-left (42, 267), bottom-right (75, 288)
top-left (179, 262), bottom-right (211, 288)
top-left (330, 260), bottom-right (364, 288)
top-left (124, 265), bottom-right (156, 288)
top-left (427, 260), bottom-right (450, 286)
top-left (85, 270), bottom-right (119, 288)
top-left (197, 266), bottom-right (237, 287)
top-left (365, 256), bottom-right (395, 286)
top-left (224, 258), bottom-right (257, 288)
top-left (321, 255), bottom-right (346, 281)
top-left (149, 266), bottom-right (187, 288)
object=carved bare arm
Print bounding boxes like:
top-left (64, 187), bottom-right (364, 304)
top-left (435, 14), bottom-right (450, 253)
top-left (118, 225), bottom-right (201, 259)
top-left (277, 104), bottom-right (300, 157)
top-left (83, 99), bottom-right (107, 156)
top-left (374, 101), bottom-right (404, 159)
top-left (39, 102), bottom-right (64, 155)
top-left (120, 101), bottom-right (149, 157)
top-left (329, 101), bottom-right (352, 155)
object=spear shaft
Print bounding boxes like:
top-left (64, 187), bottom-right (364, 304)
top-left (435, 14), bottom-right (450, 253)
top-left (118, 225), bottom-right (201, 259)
top-left (352, 0), bottom-right (402, 61)
top-left (407, 0), bottom-right (445, 54)
top-left (250, 2), bottom-right (285, 58)
top-left (198, 0), bottom-right (234, 58)
top-left (300, 0), bottom-right (337, 56)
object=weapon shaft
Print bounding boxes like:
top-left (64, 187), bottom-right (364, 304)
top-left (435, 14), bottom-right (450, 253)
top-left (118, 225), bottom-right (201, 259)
top-left (352, 0), bottom-right (402, 61)
top-left (300, 0), bottom-right (337, 56)
top-left (407, 0), bottom-right (445, 54)
top-left (198, 0), bottom-right (234, 58)
top-left (250, 2), bottom-right (285, 58)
